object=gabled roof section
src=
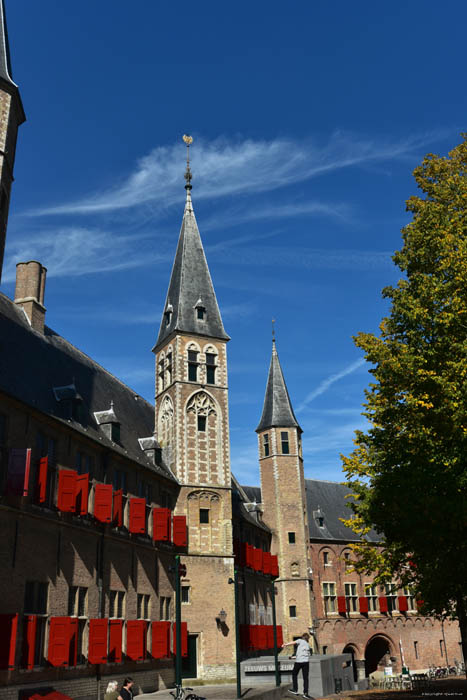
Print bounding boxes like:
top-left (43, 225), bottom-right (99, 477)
top-left (154, 189), bottom-right (229, 350)
top-left (0, 0), bottom-right (16, 86)
top-left (0, 292), bottom-right (176, 482)
top-left (256, 340), bottom-right (301, 433)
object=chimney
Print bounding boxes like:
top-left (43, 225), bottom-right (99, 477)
top-left (14, 260), bottom-right (47, 333)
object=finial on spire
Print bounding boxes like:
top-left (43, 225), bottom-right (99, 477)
top-left (183, 134), bottom-right (193, 191)
top-left (272, 318), bottom-right (276, 345)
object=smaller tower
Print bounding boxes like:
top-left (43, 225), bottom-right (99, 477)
top-left (257, 335), bottom-right (315, 643)
top-left (0, 0), bottom-right (25, 282)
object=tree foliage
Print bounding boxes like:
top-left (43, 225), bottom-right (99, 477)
top-left (341, 135), bottom-right (467, 662)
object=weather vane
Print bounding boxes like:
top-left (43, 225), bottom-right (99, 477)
top-left (183, 134), bottom-right (193, 189)
top-left (272, 318), bottom-right (276, 342)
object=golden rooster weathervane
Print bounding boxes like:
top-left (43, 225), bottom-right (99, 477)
top-left (183, 134), bottom-right (193, 189)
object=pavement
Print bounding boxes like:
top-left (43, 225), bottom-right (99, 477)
top-left (138, 683), bottom-right (289, 700)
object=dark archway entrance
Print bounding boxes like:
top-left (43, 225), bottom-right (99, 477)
top-left (343, 645), bottom-right (358, 683)
top-left (365, 636), bottom-right (391, 676)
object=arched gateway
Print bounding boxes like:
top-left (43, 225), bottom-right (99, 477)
top-left (365, 635), bottom-right (393, 676)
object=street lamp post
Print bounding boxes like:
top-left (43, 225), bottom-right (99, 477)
top-left (228, 570), bottom-right (242, 699)
top-left (175, 554), bottom-right (182, 687)
top-left (270, 581), bottom-right (280, 687)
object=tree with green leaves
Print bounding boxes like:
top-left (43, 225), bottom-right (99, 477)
top-left (342, 135), bottom-right (467, 668)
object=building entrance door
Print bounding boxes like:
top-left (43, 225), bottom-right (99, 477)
top-left (365, 636), bottom-right (390, 676)
top-left (182, 634), bottom-right (198, 679)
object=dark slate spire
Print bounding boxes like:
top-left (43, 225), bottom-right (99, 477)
top-left (256, 338), bottom-right (301, 433)
top-left (154, 137), bottom-right (229, 351)
top-left (0, 0), bottom-right (15, 86)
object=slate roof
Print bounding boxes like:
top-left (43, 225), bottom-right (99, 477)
top-left (0, 0), bottom-right (15, 86)
top-left (0, 293), bottom-right (176, 482)
top-left (240, 479), bottom-right (380, 543)
top-left (154, 190), bottom-right (229, 350)
top-left (256, 340), bottom-right (301, 433)
top-left (232, 478), bottom-right (271, 533)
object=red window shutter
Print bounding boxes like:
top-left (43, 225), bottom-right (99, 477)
top-left (36, 456), bottom-right (48, 504)
top-left (172, 622), bottom-right (188, 657)
top-left (247, 544), bottom-right (255, 568)
top-left (126, 620), bottom-right (145, 661)
top-left (113, 489), bottom-right (123, 527)
top-left (258, 625), bottom-right (267, 650)
top-left (108, 619), bottom-right (123, 663)
top-left (398, 595), bottom-right (408, 612)
top-left (129, 497), bottom-right (146, 534)
top-left (172, 515), bottom-right (187, 547)
top-left (379, 596), bottom-right (388, 613)
top-left (262, 552), bottom-right (271, 575)
top-left (153, 507), bottom-right (171, 541)
top-left (359, 596), bottom-right (368, 614)
top-left (22, 615), bottom-right (37, 669)
top-left (94, 484), bottom-right (113, 523)
top-left (88, 619), bottom-right (108, 664)
top-left (76, 473), bottom-right (89, 515)
top-left (337, 596), bottom-right (347, 614)
top-left (48, 617), bottom-right (70, 667)
top-left (270, 555), bottom-right (279, 578)
top-left (253, 548), bottom-right (263, 572)
top-left (0, 613), bottom-right (18, 669)
top-left (7, 448), bottom-right (31, 497)
top-left (151, 621), bottom-right (171, 659)
top-left (276, 626), bottom-right (283, 648)
top-left (266, 625), bottom-right (274, 649)
top-left (69, 617), bottom-right (78, 666)
top-left (57, 470), bottom-right (77, 513)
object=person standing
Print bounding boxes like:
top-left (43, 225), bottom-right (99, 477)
top-left (118, 677), bottom-right (134, 700)
top-left (282, 633), bottom-right (313, 698)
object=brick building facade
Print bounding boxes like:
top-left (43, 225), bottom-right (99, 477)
top-left (0, 4), bottom-right (463, 698)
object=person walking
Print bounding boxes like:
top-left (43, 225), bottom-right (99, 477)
top-left (282, 633), bottom-right (313, 698)
top-left (118, 677), bottom-right (134, 700)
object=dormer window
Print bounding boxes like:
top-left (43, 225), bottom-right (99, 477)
top-left (94, 402), bottom-right (121, 444)
top-left (318, 517), bottom-right (324, 527)
top-left (164, 310), bottom-right (172, 326)
top-left (196, 306), bottom-right (206, 320)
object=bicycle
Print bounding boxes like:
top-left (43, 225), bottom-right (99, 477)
top-left (170, 684), bottom-right (206, 700)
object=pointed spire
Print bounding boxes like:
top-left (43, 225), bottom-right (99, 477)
top-left (0, 0), bottom-right (16, 86)
top-left (153, 136), bottom-right (229, 351)
top-left (256, 334), bottom-right (301, 433)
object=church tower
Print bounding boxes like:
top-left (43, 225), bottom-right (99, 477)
top-left (257, 338), bottom-right (315, 645)
top-left (0, 0), bottom-right (25, 282)
top-left (153, 137), bottom-right (235, 678)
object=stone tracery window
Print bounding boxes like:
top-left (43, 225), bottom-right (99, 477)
top-left (186, 392), bottom-right (217, 422)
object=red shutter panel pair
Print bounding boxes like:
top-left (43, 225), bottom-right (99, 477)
top-left (108, 619), bottom-right (123, 663)
top-left (22, 615), bottom-right (37, 669)
top-left (153, 507), bottom-right (171, 541)
top-left (337, 596), bottom-right (347, 614)
top-left (151, 621), bottom-right (171, 659)
top-left (359, 596), bottom-right (368, 614)
top-left (88, 619), bottom-right (108, 664)
top-left (113, 489), bottom-right (123, 527)
top-left (253, 548), bottom-right (263, 572)
top-left (270, 555), bottom-right (279, 578)
top-left (57, 470), bottom-right (77, 512)
top-left (48, 617), bottom-right (71, 667)
top-left (0, 613), bottom-right (18, 669)
top-left (262, 551), bottom-right (271, 575)
top-left (276, 625), bottom-right (283, 648)
top-left (129, 498), bottom-right (146, 534)
top-left (172, 515), bottom-right (187, 547)
top-left (126, 620), bottom-right (146, 661)
top-left (94, 484), bottom-right (113, 523)
top-left (75, 473), bottom-right (89, 515)
top-left (398, 595), bottom-right (408, 612)
top-left (36, 456), bottom-right (48, 503)
top-left (6, 448), bottom-right (31, 497)
top-left (266, 625), bottom-right (274, 648)
top-left (379, 596), bottom-right (388, 613)
top-left (69, 618), bottom-right (78, 666)
top-left (172, 622), bottom-right (188, 657)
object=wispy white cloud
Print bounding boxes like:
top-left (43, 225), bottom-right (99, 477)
top-left (297, 357), bottom-right (366, 412)
top-left (28, 130), bottom-right (446, 217)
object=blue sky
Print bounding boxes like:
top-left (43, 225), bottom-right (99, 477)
top-left (2, 1), bottom-right (466, 484)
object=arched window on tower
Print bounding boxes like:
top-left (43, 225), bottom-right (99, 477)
top-left (205, 347), bottom-right (217, 385)
top-left (262, 433), bottom-right (270, 457)
top-left (158, 354), bottom-right (165, 393)
top-left (166, 350), bottom-right (173, 386)
top-left (187, 347), bottom-right (199, 382)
